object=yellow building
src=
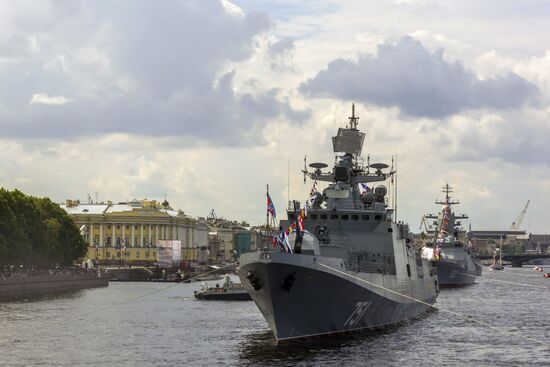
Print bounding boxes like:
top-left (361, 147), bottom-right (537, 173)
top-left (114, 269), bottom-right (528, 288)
top-left (61, 199), bottom-right (208, 265)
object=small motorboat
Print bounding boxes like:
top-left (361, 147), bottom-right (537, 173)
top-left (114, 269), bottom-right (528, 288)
top-left (543, 273), bottom-right (550, 278)
top-left (533, 266), bottom-right (543, 272)
top-left (194, 275), bottom-right (251, 301)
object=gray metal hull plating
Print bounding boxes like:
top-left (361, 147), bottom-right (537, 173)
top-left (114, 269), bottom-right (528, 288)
top-left (239, 252), bottom-right (437, 341)
top-left (436, 260), bottom-right (476, 286)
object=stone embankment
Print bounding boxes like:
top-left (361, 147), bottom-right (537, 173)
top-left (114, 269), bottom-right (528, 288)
top-left (0, 271), bottom-right (108, 301)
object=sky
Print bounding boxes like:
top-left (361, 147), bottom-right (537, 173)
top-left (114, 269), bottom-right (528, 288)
top-left (1, 0), bottom-right (549, 232)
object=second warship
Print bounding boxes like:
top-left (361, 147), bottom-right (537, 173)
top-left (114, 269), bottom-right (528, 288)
top-left (420, 184), bottom-right (482, 286)
top-left (238, 105), bottom-right (439, 341)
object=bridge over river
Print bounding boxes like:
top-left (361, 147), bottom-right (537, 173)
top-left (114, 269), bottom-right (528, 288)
top-left (477, 253), bottom-right (550, 267)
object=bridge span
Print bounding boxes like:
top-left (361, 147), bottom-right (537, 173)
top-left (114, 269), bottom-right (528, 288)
top-left (477, 254), bottom-right (550, 267)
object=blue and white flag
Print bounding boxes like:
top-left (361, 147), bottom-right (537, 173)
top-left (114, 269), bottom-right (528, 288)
top-left (277, 231), bottom-right (293, 253)
top-left (358, 183), bottom-right (369, 195)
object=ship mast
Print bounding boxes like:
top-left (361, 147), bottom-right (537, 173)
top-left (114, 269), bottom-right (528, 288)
top-left (348, 102), bottom-right (359, 130)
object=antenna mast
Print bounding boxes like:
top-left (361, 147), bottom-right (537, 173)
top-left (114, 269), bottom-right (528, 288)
top-left (348, 102), bottom-right (359, 130)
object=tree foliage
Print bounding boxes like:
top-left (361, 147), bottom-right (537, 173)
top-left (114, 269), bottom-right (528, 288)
top-left (0, 189), bottom-right (87, 266)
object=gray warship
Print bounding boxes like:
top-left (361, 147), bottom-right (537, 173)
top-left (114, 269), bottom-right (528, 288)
top-left (420, 184), bottom-right (482, 286)
top-left (238, 105), bottom-right (439, 341)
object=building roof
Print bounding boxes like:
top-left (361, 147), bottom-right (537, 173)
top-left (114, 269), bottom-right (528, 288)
top-left (60, 204), bottom-right (109, 215)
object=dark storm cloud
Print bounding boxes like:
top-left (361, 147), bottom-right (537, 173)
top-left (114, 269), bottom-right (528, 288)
top-left (0, 1), bottom-right (307, 144)
top-left (299, 36), bottom-right (539, 119)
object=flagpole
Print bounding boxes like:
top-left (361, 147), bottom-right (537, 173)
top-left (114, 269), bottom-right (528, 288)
top-left (266, 184), bottom-right (270, 230)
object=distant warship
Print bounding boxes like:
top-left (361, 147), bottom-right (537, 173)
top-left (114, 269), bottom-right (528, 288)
top-left (420, 184), bottom-right (482, 286)
top-left (238, 105), bottom-right (439, 341)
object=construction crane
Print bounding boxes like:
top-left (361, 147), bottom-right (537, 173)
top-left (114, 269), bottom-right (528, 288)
top-left (509, 200), bottom-right (530, 230)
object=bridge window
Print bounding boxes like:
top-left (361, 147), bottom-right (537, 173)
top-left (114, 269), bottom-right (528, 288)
top-left (375, 215), bottom-right (382, 221)
top-left (311, 214), bottom-right (318, 220)
top-left (320, 214), bottom-right (327, 220)
top-left (362, 215), bottom-right (369, 221)
top-left (341, 214), bottom-right (349, 220)
top-left (351, 215), bottom-right (359, 220)
top-left (330, 214), bottom-right (339, 220)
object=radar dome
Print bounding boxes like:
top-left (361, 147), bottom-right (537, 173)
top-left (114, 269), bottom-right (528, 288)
top-left (361, 191), bottom-right (375, 204)
top-left (374, 185), bottom-right (387, 198)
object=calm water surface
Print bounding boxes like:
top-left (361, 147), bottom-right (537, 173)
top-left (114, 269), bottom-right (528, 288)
top-left (2, 268), bottom-right (550, 366)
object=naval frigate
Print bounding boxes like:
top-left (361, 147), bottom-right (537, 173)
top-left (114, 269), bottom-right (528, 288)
top-left (420, 184), bottom-right (482, 286)
top-left (238, 105), bottom-right (439, 341)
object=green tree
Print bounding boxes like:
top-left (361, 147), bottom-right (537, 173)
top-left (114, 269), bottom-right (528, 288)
top-left (0, 189), bottom-right (87, 267)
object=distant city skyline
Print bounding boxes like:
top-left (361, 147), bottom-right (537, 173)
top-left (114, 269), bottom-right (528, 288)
top-left (1, 1), bottom-right (549, 232)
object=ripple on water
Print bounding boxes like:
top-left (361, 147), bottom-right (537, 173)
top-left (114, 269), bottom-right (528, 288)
top-left (2, 269), bottom-right (550, 366)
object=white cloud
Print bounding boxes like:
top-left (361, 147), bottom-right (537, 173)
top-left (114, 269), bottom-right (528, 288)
top-left (2, 0), bottom-right (550, 233)
top-left (30, 93), bottom-right (73, 105)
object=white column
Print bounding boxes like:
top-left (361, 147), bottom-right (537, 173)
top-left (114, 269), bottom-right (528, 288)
top-left (148, 224), bottom-right (152, 246)
top-left (122, 224), bottom-right (126, 246)
top-left (155, 224), bottom-right (159, 245)
top-left (140, 224), bottom-right (144, 246)
top-left (100, 224), bottom-right (104, 246)
top-left (112, 223), bottom-right (115, 246)
top-left (131, 225), bottom-right (135, 247)
top-left (89, 223), bottom-right (93, 246)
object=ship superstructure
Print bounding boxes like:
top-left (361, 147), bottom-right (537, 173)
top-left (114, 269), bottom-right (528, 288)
top-left (238, 105), bottom-right (439, 341)
top-left (420, 184), bottom-right (482, 286)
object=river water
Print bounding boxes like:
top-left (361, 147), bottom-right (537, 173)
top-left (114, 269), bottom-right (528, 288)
top-left (2, 267), bottom-right (550, 366)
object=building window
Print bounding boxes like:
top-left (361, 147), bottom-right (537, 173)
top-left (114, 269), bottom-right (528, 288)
top-left (136, 252), bottom-right (140, 258)
top-left (116, 237), bottom-right (121, 245)
top-left (106, 251), bottom-right (111, 258)
top-left (125, 237), bottom-right (129, 246)
top-left (107, 225), bottom-right (111, 230)
top-left (135, 225), bottom-right (139, 229)
top-left (116, 225), bottom-right (120, 230)
top-left (134, 237), bottom-right (138, 246)
top-left (106, 237), bottom-right (112, 245)
top-left (117, 251), bottom-right (121, 258)
top-left (153, 251), bottom-right (156, 257)
top-left (125, 225), bottom-right (129, 230)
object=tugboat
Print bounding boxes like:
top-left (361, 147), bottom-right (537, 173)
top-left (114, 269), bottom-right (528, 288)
top-left (420, 185), bottom-right (482, 286)
top-left (194, 275), bottom-right (251, 301)
top-left (238, 104), bottom-right (439, 341)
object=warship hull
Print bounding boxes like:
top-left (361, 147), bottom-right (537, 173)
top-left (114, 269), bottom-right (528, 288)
top-left (436, 260), bottom-right (477, 287)
top-left (435, 247), bottom-right (483, 287)
top-left (239, 252), bottom-right (437, 341)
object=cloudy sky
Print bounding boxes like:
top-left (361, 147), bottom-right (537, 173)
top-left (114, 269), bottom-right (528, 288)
top-left (1, 0), bottom-right (549, 232)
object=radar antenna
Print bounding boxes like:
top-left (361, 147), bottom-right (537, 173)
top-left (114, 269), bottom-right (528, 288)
top-left (348, 102), bottom-right (359, 130)
top-left (435, 183), bottom-right (459, 205)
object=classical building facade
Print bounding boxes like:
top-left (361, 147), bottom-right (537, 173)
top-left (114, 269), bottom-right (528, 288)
top-left (61, 199), bottom-right (208, 265)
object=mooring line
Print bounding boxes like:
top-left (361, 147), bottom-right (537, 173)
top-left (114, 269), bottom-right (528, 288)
top-left (71, 261), bottom-right (239, 319)
top-left (319, 263), bottom-right (550, 348)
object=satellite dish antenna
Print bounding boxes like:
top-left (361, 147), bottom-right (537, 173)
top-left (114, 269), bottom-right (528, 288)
top-left (369, 163), bottom-right (389, 169)
top-left (309, 163), bottom-right (328, 169)
top-left (370, 163), bottom-right (388, 176)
